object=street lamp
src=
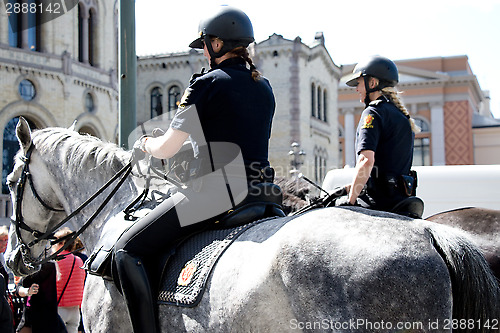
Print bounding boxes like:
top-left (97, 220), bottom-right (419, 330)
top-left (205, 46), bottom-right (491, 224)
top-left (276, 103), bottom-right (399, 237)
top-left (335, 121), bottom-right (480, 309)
top-left (289, 142), bottom-right (306, 176)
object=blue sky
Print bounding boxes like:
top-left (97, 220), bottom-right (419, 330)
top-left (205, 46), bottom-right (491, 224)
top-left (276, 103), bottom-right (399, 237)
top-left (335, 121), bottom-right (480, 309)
top-left (136, 0), bottom-right (500, 118)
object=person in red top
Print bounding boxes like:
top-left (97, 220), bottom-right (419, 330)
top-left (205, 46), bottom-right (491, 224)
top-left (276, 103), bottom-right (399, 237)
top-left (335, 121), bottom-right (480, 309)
top-left (53, 228), bottom-right (86, 333)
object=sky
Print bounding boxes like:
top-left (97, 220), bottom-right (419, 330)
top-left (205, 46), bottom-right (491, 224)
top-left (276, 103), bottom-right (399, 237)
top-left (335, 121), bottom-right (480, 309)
top-left (135, 0), bottom-right (500, 118)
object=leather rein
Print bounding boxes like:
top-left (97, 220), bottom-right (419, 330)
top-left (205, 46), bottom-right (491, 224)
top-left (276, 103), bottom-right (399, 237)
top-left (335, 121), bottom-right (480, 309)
top-left (11, 144), bottom-right (133, 267)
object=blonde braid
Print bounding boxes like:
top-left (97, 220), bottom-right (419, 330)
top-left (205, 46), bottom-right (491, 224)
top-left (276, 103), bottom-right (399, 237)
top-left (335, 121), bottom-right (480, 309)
top-left (381, 87), bottom-right (421, 133)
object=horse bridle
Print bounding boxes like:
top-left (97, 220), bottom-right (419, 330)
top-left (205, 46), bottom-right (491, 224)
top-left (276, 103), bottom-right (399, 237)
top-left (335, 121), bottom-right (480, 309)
top-left (11, 143), bottom-right (133, 267)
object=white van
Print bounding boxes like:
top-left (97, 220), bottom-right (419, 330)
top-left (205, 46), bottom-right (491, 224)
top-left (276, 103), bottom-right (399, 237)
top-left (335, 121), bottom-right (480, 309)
top-left (322, 165), bottom-right (500, 218)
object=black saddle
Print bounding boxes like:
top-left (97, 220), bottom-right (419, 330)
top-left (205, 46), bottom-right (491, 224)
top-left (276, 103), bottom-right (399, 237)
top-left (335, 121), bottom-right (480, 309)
top-left (214, 182), bottom-right (286, 228)
top-left (391, 196), bottom-right (424, 219)
top-left (84, 182), bottom-right (285, 282)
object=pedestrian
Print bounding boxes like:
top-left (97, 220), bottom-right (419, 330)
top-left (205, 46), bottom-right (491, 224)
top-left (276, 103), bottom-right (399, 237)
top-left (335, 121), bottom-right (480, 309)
top-left (53, 228), bottom-right (85, 333)
top-left (15, 261), bottom-right (67, 333)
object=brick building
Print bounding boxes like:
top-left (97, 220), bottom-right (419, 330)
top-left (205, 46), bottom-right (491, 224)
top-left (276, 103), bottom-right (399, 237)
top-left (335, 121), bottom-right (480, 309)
top-left (338, 56), bottom-right (499, 167)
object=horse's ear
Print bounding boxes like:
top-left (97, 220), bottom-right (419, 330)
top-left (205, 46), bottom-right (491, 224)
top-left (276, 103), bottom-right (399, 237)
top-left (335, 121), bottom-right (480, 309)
top-left (68, 120), bottom-right (78, 131)
top-left (16, 117), bottom-right (32, 152)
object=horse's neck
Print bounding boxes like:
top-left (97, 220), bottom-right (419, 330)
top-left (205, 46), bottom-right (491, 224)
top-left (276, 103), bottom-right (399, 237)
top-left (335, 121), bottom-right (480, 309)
top-left (56, 161), bottom-right (138, 252)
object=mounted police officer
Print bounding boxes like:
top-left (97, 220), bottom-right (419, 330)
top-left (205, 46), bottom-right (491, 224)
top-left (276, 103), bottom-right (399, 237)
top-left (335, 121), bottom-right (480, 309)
top-left (338, 56), bottom-right (423, 217)
top-left (114, 6), bottom-right (277, 333)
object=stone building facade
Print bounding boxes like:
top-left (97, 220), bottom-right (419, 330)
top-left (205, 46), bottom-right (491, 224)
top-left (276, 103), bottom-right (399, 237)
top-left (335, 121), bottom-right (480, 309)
top-left (137, 33), bottom-right (342, 183)
top-left (0, 0), bottom-right (119, 195)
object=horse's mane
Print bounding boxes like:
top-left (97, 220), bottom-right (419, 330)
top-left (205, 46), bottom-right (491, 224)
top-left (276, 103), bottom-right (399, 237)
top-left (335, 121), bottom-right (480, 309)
top-left (31, 127), bottom-right (130, 175)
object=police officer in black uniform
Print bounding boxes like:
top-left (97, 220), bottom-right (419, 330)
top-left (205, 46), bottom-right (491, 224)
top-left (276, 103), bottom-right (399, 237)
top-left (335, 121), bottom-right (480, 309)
top-left (114, 6), bottom-right (276, 333)
top-left (338, 56), bottom-right (422, 215)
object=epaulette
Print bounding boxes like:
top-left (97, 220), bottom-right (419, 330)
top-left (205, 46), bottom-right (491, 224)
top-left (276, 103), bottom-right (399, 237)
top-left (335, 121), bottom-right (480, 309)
top-left (369, 99), bottom-right (383, 106)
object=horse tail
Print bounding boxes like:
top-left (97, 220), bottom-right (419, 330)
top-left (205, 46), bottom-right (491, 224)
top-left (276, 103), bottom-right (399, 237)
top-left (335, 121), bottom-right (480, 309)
top-left (426, 224), bottom-right (500, 329)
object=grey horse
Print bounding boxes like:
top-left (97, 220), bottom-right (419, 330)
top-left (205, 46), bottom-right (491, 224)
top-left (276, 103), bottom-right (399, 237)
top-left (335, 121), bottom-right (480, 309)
top-left (5, 118), bottom-right (500, 332)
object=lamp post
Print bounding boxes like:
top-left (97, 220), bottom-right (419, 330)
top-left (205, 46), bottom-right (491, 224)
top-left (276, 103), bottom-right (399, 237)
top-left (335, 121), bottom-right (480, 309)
top-left (289, 142), bottom-right (306, 177)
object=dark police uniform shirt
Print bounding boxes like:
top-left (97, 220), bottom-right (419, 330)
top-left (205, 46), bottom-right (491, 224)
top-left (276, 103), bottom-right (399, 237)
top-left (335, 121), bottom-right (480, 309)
top-left (170, 57), bottom-right (275, 169)
top-left (356, 97), bottom-right (415, 210)
top-left (356, 97), bottom-right (414, 179)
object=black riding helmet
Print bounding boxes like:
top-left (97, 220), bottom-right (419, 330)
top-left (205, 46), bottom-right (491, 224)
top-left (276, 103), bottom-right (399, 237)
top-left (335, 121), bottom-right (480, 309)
top-left (189, 6), bottom-right (254, 67)
top-left (345, 56), bottom-right (399, 106)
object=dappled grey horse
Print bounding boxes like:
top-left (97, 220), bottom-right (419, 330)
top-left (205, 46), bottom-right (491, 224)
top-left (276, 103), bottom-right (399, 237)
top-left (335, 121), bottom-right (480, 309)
top-left (5, 118), bottom-right (500, 332)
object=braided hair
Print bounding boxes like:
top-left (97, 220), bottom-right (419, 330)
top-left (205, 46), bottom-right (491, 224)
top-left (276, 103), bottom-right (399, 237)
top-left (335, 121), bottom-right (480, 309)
top-left (230, 46), bottom-right (262, 81)
top-left (381, 87), bottom-right (421, 133)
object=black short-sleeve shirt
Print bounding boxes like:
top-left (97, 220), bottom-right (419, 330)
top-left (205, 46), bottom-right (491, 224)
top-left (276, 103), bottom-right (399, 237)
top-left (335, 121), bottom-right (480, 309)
top-left (171, 57), bottom-right (276, 168)
top-left (355, 97), bottom-right (414, 178)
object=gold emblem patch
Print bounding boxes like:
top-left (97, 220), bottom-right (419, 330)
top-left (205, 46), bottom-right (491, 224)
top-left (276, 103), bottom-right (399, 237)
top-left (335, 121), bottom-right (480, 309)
top-left (362, 114), bottom-right (374, 129)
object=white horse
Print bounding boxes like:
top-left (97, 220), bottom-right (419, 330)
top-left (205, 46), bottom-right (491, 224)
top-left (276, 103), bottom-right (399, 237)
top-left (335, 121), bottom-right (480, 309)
top-left (5, 118), bottom-right (500, 332)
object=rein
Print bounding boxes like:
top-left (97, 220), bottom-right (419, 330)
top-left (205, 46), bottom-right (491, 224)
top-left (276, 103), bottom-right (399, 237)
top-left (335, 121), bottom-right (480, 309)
top-left (12, 143), bottom-right (133, 266)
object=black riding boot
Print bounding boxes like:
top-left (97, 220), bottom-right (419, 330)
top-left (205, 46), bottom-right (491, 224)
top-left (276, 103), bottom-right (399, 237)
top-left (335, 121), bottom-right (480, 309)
top-left (115, 250), bottom-right (159, 333)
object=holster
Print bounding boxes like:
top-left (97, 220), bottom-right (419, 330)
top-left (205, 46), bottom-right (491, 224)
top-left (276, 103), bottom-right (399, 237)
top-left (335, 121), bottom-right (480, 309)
top-left (368, 170), bottom-right (418, 198)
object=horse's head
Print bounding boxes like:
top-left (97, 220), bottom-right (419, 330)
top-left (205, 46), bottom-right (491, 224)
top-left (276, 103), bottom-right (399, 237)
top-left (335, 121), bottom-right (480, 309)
top-left (5, 118), bottom-right (68, 276)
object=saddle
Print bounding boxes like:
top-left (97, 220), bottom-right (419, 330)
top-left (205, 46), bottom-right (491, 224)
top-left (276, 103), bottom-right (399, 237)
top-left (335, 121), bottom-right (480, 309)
top-left (84, 182), bottom-right (285, 285)
top-left (390, 196), bottom-right (424, 219)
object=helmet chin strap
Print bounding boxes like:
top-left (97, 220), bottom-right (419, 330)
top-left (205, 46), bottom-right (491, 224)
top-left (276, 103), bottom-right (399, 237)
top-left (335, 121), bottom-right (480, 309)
top-left (363, 76), bottom-right (382, 107)
top-left (203, 35), bottom-right (219, 69)
top-left (203, 35), bottom-right (238, 69)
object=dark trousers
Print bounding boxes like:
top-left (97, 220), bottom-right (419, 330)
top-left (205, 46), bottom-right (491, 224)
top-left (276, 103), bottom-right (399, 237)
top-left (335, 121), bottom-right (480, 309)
top-left (115, 192), bottom-right (213, 257)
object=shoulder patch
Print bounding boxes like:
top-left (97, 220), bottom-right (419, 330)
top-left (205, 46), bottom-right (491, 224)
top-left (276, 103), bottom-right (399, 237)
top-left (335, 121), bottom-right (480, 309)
top-left (362, 114), bottom-right (375, 129)
top-left (178, 88), bottom-right (192, 108)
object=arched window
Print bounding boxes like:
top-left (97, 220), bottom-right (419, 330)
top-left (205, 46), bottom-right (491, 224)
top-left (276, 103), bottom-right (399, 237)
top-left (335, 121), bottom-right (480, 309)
top-left (78, 3), bottom-right (85, 62)
top-left (2, 117), bottom-right (37, 193)
top-left (85, 93), bottom-right (95, 113)
top-left (168, 85), bottom-right (181, 115)
top-left (8, 0), bottom-right (41, 51)
top-left (413, 118), bottom-right (430, 166)
top-left (88, 8), bottom-right (96, 66)
top-left (311, 83), bottom-right (316, 117)
top-left (323, 89), bottom-right (328, 122)
top-left (150, 87), bottom-right (163, 119)
top-left (78, 2), bottom-right (97, 66)
top-left (317, 86), bottom-right (322, 120)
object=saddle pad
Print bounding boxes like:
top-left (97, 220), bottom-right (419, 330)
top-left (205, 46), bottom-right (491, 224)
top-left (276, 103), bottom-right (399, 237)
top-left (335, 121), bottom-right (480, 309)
top-left (158, 216), bottom-right (293, 307)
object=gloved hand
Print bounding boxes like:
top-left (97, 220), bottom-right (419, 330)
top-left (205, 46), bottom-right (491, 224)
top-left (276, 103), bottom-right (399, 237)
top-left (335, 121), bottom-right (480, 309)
top-left (132, 136), bottom-right (148, 162)
top-left (151, 128), bottom-right (165, 138)
top-left (335, 196), bottom-right (353, 207)
top-left (189, 67), bottom-right (207, 84)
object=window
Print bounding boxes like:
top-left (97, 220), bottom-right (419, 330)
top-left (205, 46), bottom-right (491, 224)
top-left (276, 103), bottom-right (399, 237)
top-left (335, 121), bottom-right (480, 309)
top-left (3, 117), bottom-right (36, 193)
top-left (311, 83), bottom-right (316, 117)
top-left (19, 79), bottom-right (36, 101)
top-left (317, 86), bottom-right (322, 120)
top-left (78, 4), bottom-right (84, 62)
top-left (314, 147), bottom-right (328, 184)
top-left (78, 2), bottom-right (97, 65)
top-left (413, 118), bottom-right (430, 166)
top-left (168, 85), bottom-right (181, 114)
top-left (8, 0), bottom-right (21, 48)
top-left (150, 87), bottom-right (163, 119)
top-left (8, 0), bottom-right (41, 51)
top-left (311, 82), bottom-right (328, 122)
top-left (88, 8), bottom-right (96, 66)
top-left (323, 89), bottom-right (328, 122)
top-left (85, 93), bottom-right (95, 113)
